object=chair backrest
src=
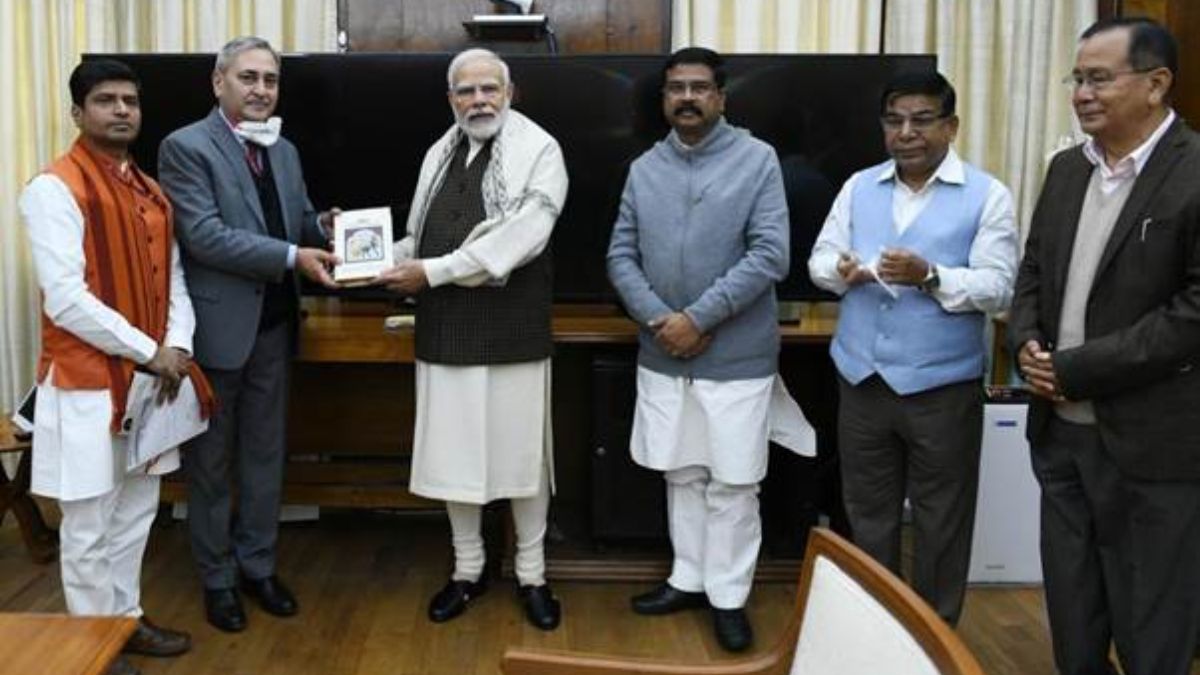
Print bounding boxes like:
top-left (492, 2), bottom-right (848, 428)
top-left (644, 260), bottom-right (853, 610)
top-left (787, 528), bottom-right (984, 675)
top-left (499, 528), bottom-right (985, 675)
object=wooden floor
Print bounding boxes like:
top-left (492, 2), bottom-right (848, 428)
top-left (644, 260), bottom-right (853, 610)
top-left (1, 506), bottom-right (1196, 675)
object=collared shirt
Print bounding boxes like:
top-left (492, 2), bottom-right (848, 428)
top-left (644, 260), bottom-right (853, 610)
top-left (217, 107), bottom-right (297, 269)
top-left (1082, 109), bottom-right (1176, 194)
top-left (808, 148), bottom-right (1018, 315)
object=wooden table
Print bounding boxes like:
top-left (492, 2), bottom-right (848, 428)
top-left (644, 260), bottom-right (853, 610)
top-left (295, 298), bottom-right (839, 364)
top-left (0, 613), bottom-right (136, 675)
top-left (0, 417), bottom-right (57, 563)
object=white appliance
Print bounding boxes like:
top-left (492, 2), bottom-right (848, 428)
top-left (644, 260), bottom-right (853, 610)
top-left (968, 401), bottom-right (1043, 583)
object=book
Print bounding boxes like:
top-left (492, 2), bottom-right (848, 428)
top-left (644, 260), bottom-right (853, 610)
top-left (333, 207), bottom-right (395, 285)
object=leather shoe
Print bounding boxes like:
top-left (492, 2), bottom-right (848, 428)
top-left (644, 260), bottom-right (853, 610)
top-left (631, 582), bottom-right (709, 615)
top-left (204, 587), bottom-right (247, 633)
top-left (123, 617), bottom-right (191, 656)
top-left (518, 584), bottom-right (561, 631)
top-left (712, 608), bottom-right (753, 652)
top-left (106, 656), bottom-right (141, 675)
top-left (242, 575), bottom-right (298, 617)
top-left (428, 579), bottom-right (487, 623)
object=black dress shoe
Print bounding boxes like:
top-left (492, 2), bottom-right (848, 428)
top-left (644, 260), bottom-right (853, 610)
top-left (123, 616), bottom-right (191, 656)
top-left (518, 584), bottom-right (561, 631)
top-left (712, 608), bottom-right (753, 652)
top-left (631, 582), bottom-right (709, 615)
top-left (428, 579), bottom-right (487, 623)
top-left (204, 587), bottom-right (247, 633)
top-left (106, 655), bottom-right (141, 675)
top-left (242, 575), bottom-right (298, 617)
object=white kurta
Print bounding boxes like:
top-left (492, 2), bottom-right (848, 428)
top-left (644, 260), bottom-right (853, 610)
top-left (409, 359), bottom-right (552, 504)
top-left (630, 367), bottom-right (816, 486)
top-left (20, 174), bottom-right (191, 501)
top-left (396, 113), bottom-right (567, 506)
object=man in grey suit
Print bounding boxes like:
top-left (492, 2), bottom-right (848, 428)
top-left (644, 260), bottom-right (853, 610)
top-left (158, 36), bottom-right (338, 633)
top-left (1010, 17), bottom-right (1200, 675)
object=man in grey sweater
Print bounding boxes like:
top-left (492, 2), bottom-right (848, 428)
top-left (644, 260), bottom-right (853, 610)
top-left (607, 47), bottom-right (789, 653)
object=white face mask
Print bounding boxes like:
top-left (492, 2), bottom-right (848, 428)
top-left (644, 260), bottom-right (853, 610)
top-left (233, 116), bottom-right (282, 146)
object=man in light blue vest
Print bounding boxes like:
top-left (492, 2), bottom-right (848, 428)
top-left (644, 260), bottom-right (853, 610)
top-left (808, 72), bottom-right (1018, 625)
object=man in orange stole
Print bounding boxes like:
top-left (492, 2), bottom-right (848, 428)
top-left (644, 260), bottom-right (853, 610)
top-left (19, 59), bottom-right (214, 675)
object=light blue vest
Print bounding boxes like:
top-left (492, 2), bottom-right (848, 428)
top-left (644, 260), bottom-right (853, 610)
top-left (831, 161), bottom-right (990, 395)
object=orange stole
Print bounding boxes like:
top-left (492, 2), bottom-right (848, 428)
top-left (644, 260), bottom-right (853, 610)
top-left (39, 139), bottom-right (215, 431)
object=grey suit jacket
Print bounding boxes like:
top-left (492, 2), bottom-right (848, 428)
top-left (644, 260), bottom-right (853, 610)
top-left (1009, 118), bottom-right (1200, 480)
top-left (159, 108), bottom-right (326, 370)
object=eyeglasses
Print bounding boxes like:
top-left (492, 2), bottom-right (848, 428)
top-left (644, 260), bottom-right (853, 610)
top-left (880, 112), bottom-right (949, 132)
top-left (1062, 68), bottom-right (1154, 91)
top-left (663, 80), bottom-right (718, 97)
top-left (451, 82), bottom-right (504, 100)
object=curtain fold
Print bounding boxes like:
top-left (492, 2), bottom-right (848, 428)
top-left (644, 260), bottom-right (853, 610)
top-left (673, 0), bottom-right (884, 54)
top-left (670, 0), bottom-right (1095, 237)
top-left (0, 0), bottom-right (336, 412)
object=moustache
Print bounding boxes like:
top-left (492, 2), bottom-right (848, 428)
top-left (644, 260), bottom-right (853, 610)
top-left (674, 104), bottom-right (702, 117)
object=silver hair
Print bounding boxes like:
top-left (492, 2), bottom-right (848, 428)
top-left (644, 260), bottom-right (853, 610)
top-left (215, 36), bottom-right (281, 73)
top-left (446, 48), bottom-right (510, 89)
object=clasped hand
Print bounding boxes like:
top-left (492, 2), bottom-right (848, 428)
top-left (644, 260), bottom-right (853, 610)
top-left (837, 248), bottom-right (930, 286)
top-left (1018, 340), bottom-right (1063, 401)
top-left (650, 312), bottom-right (711, 360)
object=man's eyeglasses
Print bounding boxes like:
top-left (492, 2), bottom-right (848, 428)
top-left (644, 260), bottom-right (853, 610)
top-left (880, 112), bottom-right (949, 132)
top-left (1062, 68), bottom-right (1154, 91)
top-left (451, 82), bottom-right (504, 100)
top-left (663, 80), bottom-right (718, 97)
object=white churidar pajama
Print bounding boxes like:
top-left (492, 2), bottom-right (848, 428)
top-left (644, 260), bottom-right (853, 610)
top-left (410, 359), bottom-right (553, 586)
top-left (631, 366), bottom-right (814, 609)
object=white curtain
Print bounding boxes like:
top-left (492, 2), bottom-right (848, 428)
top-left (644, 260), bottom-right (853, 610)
top-left (0, 0), bottom-right (336, 415)
top-left (885, 0), bottom-right (1095, 236)
top-left (669, 0), bottom-right (1095, 235)
top-left (674, 0), bottom-right (884, 53)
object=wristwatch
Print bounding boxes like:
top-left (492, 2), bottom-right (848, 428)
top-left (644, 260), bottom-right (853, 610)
top-left (920, 263), bottom-right (940, 292)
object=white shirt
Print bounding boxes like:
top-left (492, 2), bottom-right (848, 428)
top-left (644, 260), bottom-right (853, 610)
top-left (20, 172), bottom-right (192, 500)
top-left (21, 174), bottom-right (194, 359)
top-left (1082, 109), bottom-right (1176, 194)
top-left (808, 148), bottom-right (1018, 315)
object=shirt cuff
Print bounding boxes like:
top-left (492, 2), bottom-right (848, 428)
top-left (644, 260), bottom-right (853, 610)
top-left (423, 256), bottom-right (453, 288)
top-left (286, 244), bottom-right (297, 270)
top-left (132, 333), bottom-right (159, 366)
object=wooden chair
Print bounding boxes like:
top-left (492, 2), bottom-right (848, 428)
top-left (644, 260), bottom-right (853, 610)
top-left (500, 527), bottom-right (984, 675)
top-left (0, 417), bottom-right (57, 563)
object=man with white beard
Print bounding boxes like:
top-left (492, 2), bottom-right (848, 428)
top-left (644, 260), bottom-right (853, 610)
top-left (375, 48), bottom-right (568, 630)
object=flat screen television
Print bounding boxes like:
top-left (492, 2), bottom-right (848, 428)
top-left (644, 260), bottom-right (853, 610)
top-left (93, 53), bottom-right (935, 302)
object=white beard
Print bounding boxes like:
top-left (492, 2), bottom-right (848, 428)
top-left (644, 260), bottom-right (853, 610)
top-left (456, 104), bottom-right (509, 141)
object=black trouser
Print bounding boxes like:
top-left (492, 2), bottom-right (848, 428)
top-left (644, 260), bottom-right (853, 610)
top-left (1033, 417), bottom-right (1200, 675)
top-left (838, 375), bottom-right (983, 625)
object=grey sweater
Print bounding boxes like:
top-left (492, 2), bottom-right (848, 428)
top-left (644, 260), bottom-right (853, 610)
top-left (607, 119), bottom-right (790, 380)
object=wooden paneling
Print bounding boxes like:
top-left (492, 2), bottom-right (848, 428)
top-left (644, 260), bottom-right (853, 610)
top-left (1104, 0), bottom-right (1200, 126)
top-left (340, 0), bottom-right (671, 54)
top-left (1166, 1), bottom-right (1200, 127)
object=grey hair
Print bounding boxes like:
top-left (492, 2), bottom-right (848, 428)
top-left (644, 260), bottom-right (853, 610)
top-left (215, 36), bottom-right (281, 73)
top-left (446, 48), bottom-right (510, 89)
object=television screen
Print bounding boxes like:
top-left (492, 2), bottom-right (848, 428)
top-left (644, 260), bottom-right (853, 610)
top-left (96, 53), bottom-right (935, 302)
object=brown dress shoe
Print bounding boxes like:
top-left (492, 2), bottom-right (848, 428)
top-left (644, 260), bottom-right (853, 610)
top-left (123, 617), bottom-right (191, 657)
